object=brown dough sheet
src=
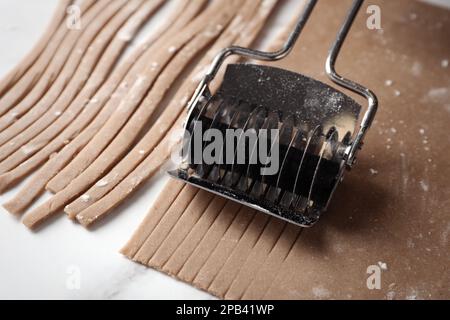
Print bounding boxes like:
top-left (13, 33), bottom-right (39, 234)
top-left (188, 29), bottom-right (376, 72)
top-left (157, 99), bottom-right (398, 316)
top-left (123, 0), bottom-right (450, 299)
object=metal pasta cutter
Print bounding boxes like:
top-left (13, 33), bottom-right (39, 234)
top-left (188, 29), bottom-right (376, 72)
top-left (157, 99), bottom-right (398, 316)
top-left (169, 0), bottom-right (378, 227)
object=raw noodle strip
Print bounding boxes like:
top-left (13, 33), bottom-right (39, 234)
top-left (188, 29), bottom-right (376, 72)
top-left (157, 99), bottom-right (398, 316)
top-left (154, 199), bottom-right (242, 272)
top-left (74, 116), bottom-right (184, 227)
top-left (32, 0), bottom-right (203, 194)
top-left (179, 207), bottom-right (255, 287)
top-left (0, 0), bottom-right (169, 176)
top-left (120, 179), bottom-right (186, 258)
top-left (70, 0), bottom-right (277, 224)
top-left (65, 17), bottom-right (244, 217)
top-left (0, 0), bottom-right (73, 97)
top-left (207, 214), bottom-right (271, 298)
top-left (241, 225), bottom-right (301, 299)
top-left (0, 0), bottom-right (147, 163)
top-left (131, 184), bottom-right (199, 263)
top-left (22, 0), bottom-right (241, 229)
top-left (72, 0), bottom-right (277, 226)
top-left (0, 0), bottom-right (129, 148)
top-left (177, 205), bottom-right (252, 282)
top-left (149, 196), bottom-right (228, 269)
top-left (72, 1), bottom-right (276, 226)
top-left (0, 0), bottom-right (97, 118)
top-left (223, 219), bottom-right (286, 299)
top-left (46, 0), bottom-right (232, 193)
top-left (0, 0), bottom-right (113, 134)
top-left (64, 7), bottom-right (242, 219)
top-left (142, 184), bottom-right (249, 284)
top-left (1, 0), bottom-right (202, 214)
top-left (65, 0), bottom-right (264, 217)
top-left (52, 0), bottom-right (242, 219)
top-left (0, 0), bottom-right (159, 170)
top-left (134, 189), bottom-right (213, 265)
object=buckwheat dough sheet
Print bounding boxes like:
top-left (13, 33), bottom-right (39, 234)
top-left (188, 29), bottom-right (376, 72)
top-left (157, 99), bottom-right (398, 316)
top-left (123, 0), bottom-right (450, 300)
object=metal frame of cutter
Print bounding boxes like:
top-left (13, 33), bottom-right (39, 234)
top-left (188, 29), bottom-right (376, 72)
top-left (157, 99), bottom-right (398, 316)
top-left (187, 0), bottom-right (378, 168)
top-left (170, 0), bottom-right (379, 226)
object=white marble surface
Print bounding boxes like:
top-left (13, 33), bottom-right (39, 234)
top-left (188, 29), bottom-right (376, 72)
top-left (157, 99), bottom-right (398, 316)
top-left (0, 0), bottom-right (448, 300)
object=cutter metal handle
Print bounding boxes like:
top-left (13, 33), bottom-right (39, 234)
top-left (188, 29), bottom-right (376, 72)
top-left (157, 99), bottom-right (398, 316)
top-left (326, 0), bottom-right (379, 167)
top-left (187, 0), bottom-right (378, 169)
top-left (205, 0), bottom-right (318, 81)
